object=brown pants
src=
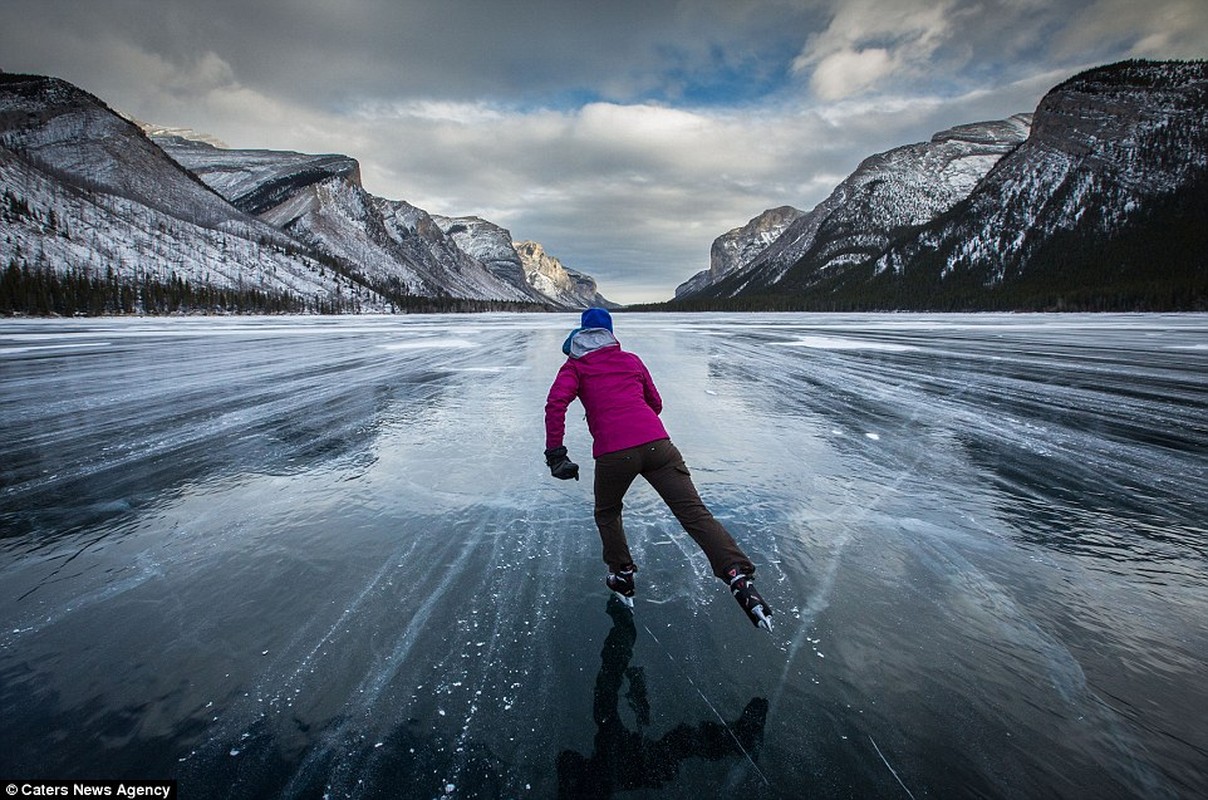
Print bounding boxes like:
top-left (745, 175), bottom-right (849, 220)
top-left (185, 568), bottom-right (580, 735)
top-left (593, 438), bottom-right (753, 580)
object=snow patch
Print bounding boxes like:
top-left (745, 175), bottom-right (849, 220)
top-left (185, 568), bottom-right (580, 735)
top-left (377, 338), bottom-right (476, 351)
top-left (0, 341), bottom-right (111, 356)
top-left (773, 336), bottom-right (916, 352)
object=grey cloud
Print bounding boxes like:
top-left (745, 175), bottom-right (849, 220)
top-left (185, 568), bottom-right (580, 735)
top-left (1, 0), bottom-right (822, 110)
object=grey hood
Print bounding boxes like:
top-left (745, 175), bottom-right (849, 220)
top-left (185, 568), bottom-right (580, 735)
top-left (568, 328), bottom-right (619, 359)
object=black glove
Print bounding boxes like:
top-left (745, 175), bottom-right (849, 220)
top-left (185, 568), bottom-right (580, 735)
top-left (544, 446), bottom-right (580, 481)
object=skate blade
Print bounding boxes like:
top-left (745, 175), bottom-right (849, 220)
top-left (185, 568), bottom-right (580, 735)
top-left (612, 590), bottom-right (635, 608)
top-left (753, 605), bottom-right (773, 633)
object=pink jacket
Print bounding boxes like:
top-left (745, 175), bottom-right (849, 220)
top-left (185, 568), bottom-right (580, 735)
top-left (545, 330), bottom-right (669, 458)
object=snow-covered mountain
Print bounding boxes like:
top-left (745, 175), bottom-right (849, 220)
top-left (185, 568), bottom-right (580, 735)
top-left (675, 205), bottom-right (804, 298)
top-left (513, 240), bottom-right (617, 309)
top-left (860, 60), bottom-right (1208, 309)
top-left (1, 73), bottom-right (383, 313)
top-left (678, 59), bottom-right (1206, 310)
top-left (150, 133), bottom-right (553, 303)
top-left (684, 114), bottom-right (1032, 299)
top-left (431, 217), bottom-right (615, 308)
top-left (431, 215), bottom-right (547, 302)
top-left (1, 70), bottom-right (610, 314)
top-left (146, 130), bottom-right (361, 216)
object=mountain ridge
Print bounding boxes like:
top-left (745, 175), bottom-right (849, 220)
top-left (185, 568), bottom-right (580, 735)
top-left (147, 122), bottom-right (611, 308)
top-left (1, 71), bottom-right (611, 314)
top-left (683, 113), bottom-right (1033, 301)
top-left (513, 239), bottom-right (618, 310)
top-left (669, 60), bottom-right (1206, 311)
top-left (2, 72), bottom-right (381, 314)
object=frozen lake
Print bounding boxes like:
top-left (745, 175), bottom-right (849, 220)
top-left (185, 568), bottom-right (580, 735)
top-left (1, 312), bottom-right (1206, 798)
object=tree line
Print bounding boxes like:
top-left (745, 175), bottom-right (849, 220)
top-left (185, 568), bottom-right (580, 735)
top-left (0, 262), bottom-right (557, 316)
top-left (0, 262), bottom-right (314, 316)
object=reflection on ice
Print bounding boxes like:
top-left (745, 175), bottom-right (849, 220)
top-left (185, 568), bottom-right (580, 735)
top-left (558, 597), bottom-right (769, 796)
top-left (1, 312), bottom-right (1206, 798)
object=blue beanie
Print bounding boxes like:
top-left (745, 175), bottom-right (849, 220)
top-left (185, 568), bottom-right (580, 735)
top-left (581, 307), bottom-right (613, 331)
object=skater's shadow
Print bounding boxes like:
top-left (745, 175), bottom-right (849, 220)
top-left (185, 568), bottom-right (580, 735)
top-left (556, 596), bottom-right (768, 798)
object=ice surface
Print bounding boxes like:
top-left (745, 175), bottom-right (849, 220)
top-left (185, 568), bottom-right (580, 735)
top-left (1, 312), bottom-right (1206, 798)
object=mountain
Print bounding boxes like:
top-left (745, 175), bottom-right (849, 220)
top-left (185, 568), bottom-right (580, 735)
top-left (149, 133), bottom-right (547, 304)
top-left (513, 240), bottom-right (617, 309)
top-left (675, 60), bottom-right (1206, 311)
top-left (144, 128), bottom-right (361, 217)
top-left (683, 114), bottom-right (1032, 300)
top-left (1, 70), bottom-right (609, 315)
top-left (674, 205), bottom-right (804, 298)
top-left (859, 60), bottom-right (1208, 310)
top-left (431, 217), bottom-right (616, 309)
top-left (434, 216), bottom-right (527, 285)
top-left (1, 73), bottom-right (379, 313)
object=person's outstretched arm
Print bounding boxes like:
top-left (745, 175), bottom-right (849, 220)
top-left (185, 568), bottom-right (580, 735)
top-left (545, 362), bottom-right (580, 450)
top-left (544, 362), bottom-right (581, 480)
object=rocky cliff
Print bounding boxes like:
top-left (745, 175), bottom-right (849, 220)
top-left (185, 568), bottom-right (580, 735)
top-left (1, 73), bottom-right (375, 313)
top-left (151, 134), bottom-right (547, 304)
top-left (677, 59), bottom-right (1206, 311)
top-left (1, 70), bottom-right (612, 314)
top-left (432, 215), bottom-right (547, 303)
top-left (514, 240), bottom-right (616, 309)
top-left (859, 60), bottom-right (1208, 309)
top-left (688, 114), bottom-right (1032, 299)
top-left (675, 205), bottom-right (803, 298)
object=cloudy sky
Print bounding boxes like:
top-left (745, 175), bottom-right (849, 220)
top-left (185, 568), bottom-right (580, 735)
top-left (3, 1), bottom-right (1206, 303)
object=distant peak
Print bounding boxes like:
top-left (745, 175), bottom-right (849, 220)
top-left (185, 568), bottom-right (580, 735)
top-left (930, 114), bottom-right (1033, 146)
top-left (134, 120), bottom-right (230, 149)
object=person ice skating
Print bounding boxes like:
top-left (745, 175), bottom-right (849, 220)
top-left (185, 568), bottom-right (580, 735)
top-left (543, 308), bottom-right (772, 630)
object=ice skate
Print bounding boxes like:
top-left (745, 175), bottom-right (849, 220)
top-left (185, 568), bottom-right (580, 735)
top-left (606, 566), bottom-right (636, 607)
top-left (728, 569), bottom-right (773, 632)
